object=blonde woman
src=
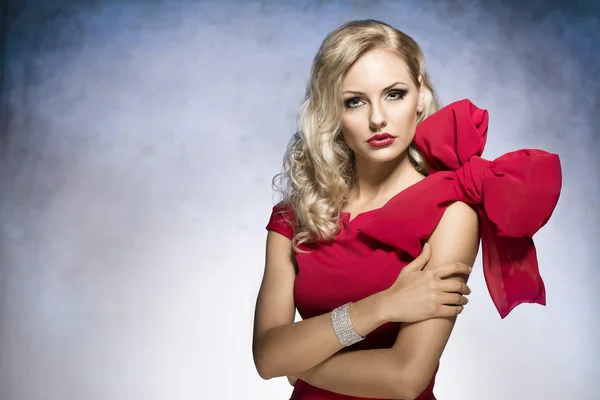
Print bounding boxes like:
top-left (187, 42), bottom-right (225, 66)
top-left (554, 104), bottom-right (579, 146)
top-left (252, 20), bottom-right (562, 400)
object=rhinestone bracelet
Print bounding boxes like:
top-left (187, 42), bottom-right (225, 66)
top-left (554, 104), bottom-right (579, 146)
top-left (331, 302), bottom-right (365, 347)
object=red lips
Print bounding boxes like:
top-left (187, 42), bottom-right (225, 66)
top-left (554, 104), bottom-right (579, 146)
top-left (368, 133), bottom-right (395, 142)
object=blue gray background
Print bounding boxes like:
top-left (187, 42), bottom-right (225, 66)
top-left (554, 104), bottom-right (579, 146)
top-left (1, 1), bottom-right (598, 399)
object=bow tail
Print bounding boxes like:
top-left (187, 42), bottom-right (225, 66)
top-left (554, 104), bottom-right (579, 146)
top-left (479, 215), bottom-right (547, 319)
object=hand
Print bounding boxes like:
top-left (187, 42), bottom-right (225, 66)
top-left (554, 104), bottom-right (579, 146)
top-left (381, 243), bottom-right (472, 323)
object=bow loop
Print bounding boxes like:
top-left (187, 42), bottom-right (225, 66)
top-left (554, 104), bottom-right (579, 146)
top-left (452, 149), bottom-right (562, 238)
top-left (414, 99), bottom-right (489, 173)
top-left (481, 149), bottom-right (563, 238)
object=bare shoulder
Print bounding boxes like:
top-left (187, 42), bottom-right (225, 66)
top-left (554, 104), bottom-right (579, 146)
top-left (439, 201), bottom-right (478, 228)
top-left (427, 201), bottom-right (479, 266)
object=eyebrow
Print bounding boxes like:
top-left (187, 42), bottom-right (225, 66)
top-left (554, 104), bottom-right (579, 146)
top-left (342, 81), bottom-right (408, 96)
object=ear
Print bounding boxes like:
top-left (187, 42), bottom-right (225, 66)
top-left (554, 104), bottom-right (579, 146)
top-left (417, 75), bottom-right (424, 113)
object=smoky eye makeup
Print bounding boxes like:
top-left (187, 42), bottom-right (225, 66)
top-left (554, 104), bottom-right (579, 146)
top-left (343, 88), bottom-right (409, 109)
top-left (387, 89), bottom-right (408, 99)
top-left (344, 97), bottom-right (363, 108)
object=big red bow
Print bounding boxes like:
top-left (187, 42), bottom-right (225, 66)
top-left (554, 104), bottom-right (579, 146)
top-left (358, 99), bottom-right (562, 318)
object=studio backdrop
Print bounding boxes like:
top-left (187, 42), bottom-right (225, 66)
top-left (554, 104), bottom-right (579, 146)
top-left (0, 1), bottom-right (598, 399)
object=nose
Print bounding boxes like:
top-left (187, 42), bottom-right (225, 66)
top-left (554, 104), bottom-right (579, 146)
top-left (369, 104), bottom-right (387, 131)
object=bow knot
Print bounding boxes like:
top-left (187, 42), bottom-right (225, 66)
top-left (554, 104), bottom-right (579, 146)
top-left (453, 156), bottom-right (489, 205)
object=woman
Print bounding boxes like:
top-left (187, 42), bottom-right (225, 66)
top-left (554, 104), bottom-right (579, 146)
top-left (252, 20), bottom-right (562, 400)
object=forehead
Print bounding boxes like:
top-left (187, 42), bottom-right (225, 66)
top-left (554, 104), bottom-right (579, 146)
top-left (342, 49), bottom-right (412, 90)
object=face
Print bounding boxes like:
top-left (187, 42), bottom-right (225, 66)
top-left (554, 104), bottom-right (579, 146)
top-left (340, 48), bottom-right (423, 164)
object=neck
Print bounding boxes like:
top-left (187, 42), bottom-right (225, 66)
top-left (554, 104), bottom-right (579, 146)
top-left (349, 151), bottom-right (424, 204)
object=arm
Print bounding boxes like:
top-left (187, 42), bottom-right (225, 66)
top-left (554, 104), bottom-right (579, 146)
top-left (252, 230), bottom-right (387, 380)
top-left (390, 201), bottom-right (479, 395)
top-left (296, 202), bottom-right (478, 399)
top-left (297, 348), bottom-right (414, 399)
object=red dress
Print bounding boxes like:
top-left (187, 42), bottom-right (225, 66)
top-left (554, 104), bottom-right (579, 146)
top-left (265, 100), bottom-right (562, 400)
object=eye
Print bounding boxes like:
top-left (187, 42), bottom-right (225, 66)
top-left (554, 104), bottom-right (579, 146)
top-left (344, 97), bottom-right (364, 109)
top-left (387, 90), bottom-right (408, 100)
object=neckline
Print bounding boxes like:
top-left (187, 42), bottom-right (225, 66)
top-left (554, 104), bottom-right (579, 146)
top-left (340, 208), bottom-right (381, 224)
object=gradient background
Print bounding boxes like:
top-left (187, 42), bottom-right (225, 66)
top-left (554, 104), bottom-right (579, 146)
top-left (0, 1), bottom-right (598, 399)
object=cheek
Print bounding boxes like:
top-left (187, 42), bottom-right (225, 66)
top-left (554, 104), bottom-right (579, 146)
top-left (340, 129), bottom-right (355, 150)
top-left (341, 115), bottom-right (361, 140)
top-left (340, 129), bottom-right (363, 155)
top-left (390, 104), bottom-right (418, 128)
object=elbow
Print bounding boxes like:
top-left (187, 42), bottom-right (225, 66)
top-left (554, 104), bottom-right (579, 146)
top-left (253, 341), bottom-right (274, 380)
top-left (391, 381), bottom-right (429, 400)
top-left (254, 356), bottom-right (277, 380)
top-left (253, 349), bottom-right (277, 380)
top-left (255, 361), bottom-right (292, 381)
top-left (253, 332), bottom-right (297, 380)
top-left (390, 385), bottom-right (420, 400)
top-left (253, 347), bottom-right (288, 380)
top-left (405, 381), bottom-right (431, 400)
top-left (390, 364), bottom-right (433, 400)
top-left (256, 365), bottom-right (275, 381)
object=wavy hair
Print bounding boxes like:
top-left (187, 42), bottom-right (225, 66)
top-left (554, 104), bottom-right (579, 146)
top-left (272, 19), bottom-right (441, 253)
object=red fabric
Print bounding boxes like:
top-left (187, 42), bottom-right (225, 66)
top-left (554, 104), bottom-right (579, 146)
top-left (264, 99), bottom-right (562, 399)
top-left (361, 99), bottom-right (563, 318)
top-left (267, 205), bottom-right (438, 400)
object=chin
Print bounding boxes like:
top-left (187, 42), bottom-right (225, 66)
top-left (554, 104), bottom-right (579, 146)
top-left (361, 148), bottom-right (405, 163)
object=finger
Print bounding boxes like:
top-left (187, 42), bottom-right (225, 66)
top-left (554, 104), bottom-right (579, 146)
top-left (439, 279), bottom-right (471, 295)
top-left (433, 262), bottom-right (472, 279)
top-left (440, 292), bottom-right (469, 306)
top-left (436, 304), bottom-right (465, 318)
top-left (403, 243), bottom-right (431, 272)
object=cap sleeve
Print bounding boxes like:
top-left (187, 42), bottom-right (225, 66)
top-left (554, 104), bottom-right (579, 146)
top-left (265, 203), bottom-right (294, 240)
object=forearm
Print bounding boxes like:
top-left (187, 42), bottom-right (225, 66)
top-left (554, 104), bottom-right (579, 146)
top-left (254, 292), bottom-right (387, 379)
top-left (392, 310), bottom-right (458, 390)
top-left (298, 348), bottom-right (417, 399)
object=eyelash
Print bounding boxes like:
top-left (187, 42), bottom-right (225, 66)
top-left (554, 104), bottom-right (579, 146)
top-left (344, 90), bottom-right (408, 109)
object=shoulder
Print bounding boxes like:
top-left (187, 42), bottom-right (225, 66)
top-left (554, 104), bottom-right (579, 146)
top-left (427, 201), bottom-right (479, 264)
top-left (439, 201), bottom-right (478, 227)
top-left (433, 201), bottom-right (479, 239)
top-left (265, 202), bottom-right (295, 241)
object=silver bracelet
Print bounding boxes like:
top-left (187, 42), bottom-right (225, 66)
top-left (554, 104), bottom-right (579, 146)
top-left (331, 302), bottom-right (365, 347)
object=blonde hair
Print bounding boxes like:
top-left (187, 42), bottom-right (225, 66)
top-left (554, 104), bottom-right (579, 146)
top-left (272, 19), bottom-right (441, 252)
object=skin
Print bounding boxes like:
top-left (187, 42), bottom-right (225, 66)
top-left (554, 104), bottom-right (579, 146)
top-left (253, 48), bottom-right (479, 399)
top-left (340, 48), bottom-right (425, 214)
